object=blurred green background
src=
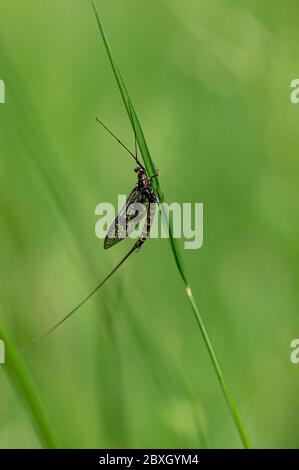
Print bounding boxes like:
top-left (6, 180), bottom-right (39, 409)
top-left (0, 0), bottom-right (298, 449)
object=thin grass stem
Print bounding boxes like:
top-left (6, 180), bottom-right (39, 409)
top-left (91, 0), bottom-right (252, 448)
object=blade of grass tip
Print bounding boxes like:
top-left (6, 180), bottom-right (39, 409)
top-left (90, 1), bottom-right (158, 186)
top-left (91, 0), bottom-right (252, 448)
top-left (0, 310), bottom-right (60, 448)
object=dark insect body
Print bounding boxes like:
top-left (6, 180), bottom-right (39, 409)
top-left (96, 115), bottom-right (158, 251)
top-left (104, 166), bottom-right (157, 250)
top-left (21, 114), bottom-right (158, 352)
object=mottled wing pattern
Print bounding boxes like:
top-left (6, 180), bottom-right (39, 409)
top-left (104, 186), bottom-right (148, 249)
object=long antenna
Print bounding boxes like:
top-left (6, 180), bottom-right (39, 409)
top-left (95, 117), bottom-right (145, 170)
top-left (20, 245), bottom-right (137, 353)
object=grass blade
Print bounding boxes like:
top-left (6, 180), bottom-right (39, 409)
top-left (91, 0), bottom-right (251, 448)
top-left (0, 310), bottom-right (60, 448)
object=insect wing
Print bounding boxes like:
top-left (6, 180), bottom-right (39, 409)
top-left (104, 187), bottom-right (147, 249)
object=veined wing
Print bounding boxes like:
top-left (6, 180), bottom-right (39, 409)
top-left (104, 186), bottom-right (148, 249)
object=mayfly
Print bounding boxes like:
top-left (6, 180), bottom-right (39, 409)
top-left (21, 114), bottom-right (158, 352)
top-left (97, 118), bottom-right (158, 251)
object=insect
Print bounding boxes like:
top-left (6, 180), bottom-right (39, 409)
top-left (21, 112), bottom-right (158, 352)
top-left (96, 117), bottom-right (158, 251)
top-left (104, 166), bottom-right (157, 251)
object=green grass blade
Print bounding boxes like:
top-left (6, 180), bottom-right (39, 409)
top-left (0, 310), bottom-right (60, 448)
top-left (91, 0), bottom-right (159, 192)
top-left (91, 0), bottom-right (251, 448)
top-left (185, 287), bottom-right (252, 448)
